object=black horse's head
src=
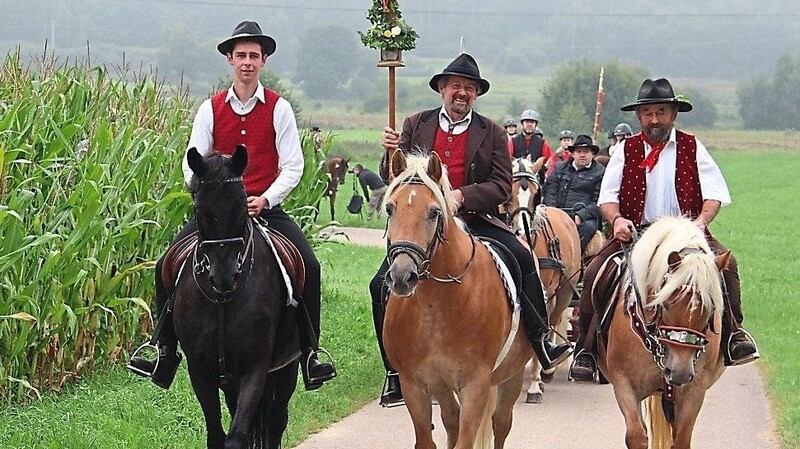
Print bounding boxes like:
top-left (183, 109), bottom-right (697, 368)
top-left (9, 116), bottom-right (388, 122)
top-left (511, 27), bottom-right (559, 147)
top-left (188, 145), bottom-right (250, 295)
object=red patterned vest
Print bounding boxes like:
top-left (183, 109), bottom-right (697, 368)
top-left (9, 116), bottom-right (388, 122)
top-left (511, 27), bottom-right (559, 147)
top-left (433, 128), bottom-right (468, 189)
top-left (620, 131), bottom-right (703, 224)
top-left (211, 89), bottom-right (280, 196)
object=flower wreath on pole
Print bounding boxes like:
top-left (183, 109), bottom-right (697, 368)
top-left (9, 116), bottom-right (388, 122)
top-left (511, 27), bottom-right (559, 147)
top-left (358, 0), bottom-right (419, 62)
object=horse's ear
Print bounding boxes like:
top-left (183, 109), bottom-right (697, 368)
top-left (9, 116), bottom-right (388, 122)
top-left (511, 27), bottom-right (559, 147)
top-left (390, 150), bottom-right (407, 178)
top-left (344, 157), bottom-right (351, 164)
top-left (531, 156), bottom-right (546, 173)
top-left (187, 147), bottom-right (207, 177)
top-left (714, 250), bottom-right (732, 272)
top-left (427, 151), bottom-right (443, 183)
top-left (232, 145), bottom-right (248, 176)
top-left (667, 251), bottom-right (683, 271)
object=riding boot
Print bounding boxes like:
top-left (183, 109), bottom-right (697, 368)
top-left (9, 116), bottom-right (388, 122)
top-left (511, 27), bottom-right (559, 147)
top-left (128, 304), bottom-right (182, 389)
top-left (297, 300), bottom-right (336, 391)
top-left (722, 298), bottom-right (759, 366)
top-left (520, 273), bottom-right (573, 370)
top-left (568, 308), bottom-right (598, 382)
top-left (380, 370), bottom-right (404, 408)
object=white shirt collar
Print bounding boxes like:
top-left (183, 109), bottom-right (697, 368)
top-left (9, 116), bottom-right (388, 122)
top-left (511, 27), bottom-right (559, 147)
top-left (225, 82), bottom-right (266, 105)
top-left (438, 107), bottom-right (473, 133)
top-left (573, 160), bottom-right (593, 170)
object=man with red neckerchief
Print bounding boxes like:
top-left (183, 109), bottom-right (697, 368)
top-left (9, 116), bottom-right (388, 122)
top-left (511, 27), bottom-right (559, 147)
top-left (569, 78), bottom-right (759, 382)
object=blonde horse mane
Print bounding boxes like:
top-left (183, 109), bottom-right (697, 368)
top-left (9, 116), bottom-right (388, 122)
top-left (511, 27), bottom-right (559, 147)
top-left (629, 216), bottom-right (723, 315)
top-left (383, 151), bottom-right (465, 232)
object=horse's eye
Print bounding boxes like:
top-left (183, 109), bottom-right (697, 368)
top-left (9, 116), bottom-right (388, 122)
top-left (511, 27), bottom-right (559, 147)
top-left (427, 207), bottom-right (441, 220)
top-left (385, 202), bottom-right (395, 216)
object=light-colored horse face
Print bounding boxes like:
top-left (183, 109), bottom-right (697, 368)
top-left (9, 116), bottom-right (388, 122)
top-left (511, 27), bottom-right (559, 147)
top-left (508, 157), bottom-right (545, 233)
top-left (384, 151), bottom-right (451, 297)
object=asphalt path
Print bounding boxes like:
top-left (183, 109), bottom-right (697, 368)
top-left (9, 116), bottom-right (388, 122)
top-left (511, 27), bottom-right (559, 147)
top-left (300, 227), bottom-right (781, 449)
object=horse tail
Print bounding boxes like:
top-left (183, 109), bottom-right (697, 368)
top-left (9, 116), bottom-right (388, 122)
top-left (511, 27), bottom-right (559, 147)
top-left (473, 386), bottom-right (498, 449)
top-left (643, 394), bottom-right (673, 449)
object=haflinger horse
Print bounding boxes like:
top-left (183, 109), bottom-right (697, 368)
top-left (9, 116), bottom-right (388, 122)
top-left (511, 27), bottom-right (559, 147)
top-left (175, 145), bottom-right (300, 449)
top-left (382, 150), bottom-right (533, 449)
top-left (506, 156), bottom-right (582, 403)
top-left (320, 156), bottom-right (349, 221)
top-left (599, 216), bottom-right (729, 449)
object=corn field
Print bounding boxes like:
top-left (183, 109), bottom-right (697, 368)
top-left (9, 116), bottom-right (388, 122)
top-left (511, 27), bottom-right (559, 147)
top-left (0, 50), bottom-right (330, 405)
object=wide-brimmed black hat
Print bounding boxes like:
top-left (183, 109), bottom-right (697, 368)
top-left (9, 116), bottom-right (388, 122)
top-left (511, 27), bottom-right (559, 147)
top-left (621, 78), bottom-right (692, 112)
top-left (428, 53), bottom-right (490, 96)
top-left (568, 134), bottom-right (599, 154)
top-left (217, 21), bottom-right (276, 56)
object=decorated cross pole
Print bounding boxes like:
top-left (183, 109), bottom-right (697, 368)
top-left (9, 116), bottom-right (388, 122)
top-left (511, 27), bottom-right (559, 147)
top-left (592, 66), bottom-right (605, 143)
top-left (359, 0), bottom-right (418, 133)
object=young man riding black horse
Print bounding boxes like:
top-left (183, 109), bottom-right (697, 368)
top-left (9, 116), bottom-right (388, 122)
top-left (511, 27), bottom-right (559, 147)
top-left (129, 21), bottom-right (336, 391)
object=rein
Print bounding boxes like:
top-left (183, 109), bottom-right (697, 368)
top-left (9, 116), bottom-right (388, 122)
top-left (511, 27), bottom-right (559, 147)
top-left (386, 176), bottom-right (477, 285)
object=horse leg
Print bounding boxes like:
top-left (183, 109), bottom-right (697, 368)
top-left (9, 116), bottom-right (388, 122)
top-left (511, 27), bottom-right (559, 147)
top-left (187, 362), bottom-right (226, 449)
top-left (611, 381), bottom-right (648, 449)
top-left (266, 362), bottom-right (299, 449)
top-left (329, 193), bottom-right (336, 221)
top-left (672, 387), bottom-right (706, 449)
top-left (452, 380), bottom-right (491, 449)
top-left (493, 369), bottom-right (525, 449)
top-left (435, 390), bottom-right (460, 449)
top-left (403, 381), bottom-right (436, 449)
top-left (225, 368), bottom-right (270, 449)
top-left (525, 357), bottom-right (544, 404)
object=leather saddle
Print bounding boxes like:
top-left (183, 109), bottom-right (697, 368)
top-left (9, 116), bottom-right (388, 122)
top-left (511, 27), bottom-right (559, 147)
top-left (478, 236), bottom-right (523, 296)
top-left (161, 223), bottom-right (306, 301)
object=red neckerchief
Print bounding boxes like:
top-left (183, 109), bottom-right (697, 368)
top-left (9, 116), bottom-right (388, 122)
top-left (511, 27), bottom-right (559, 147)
top-left (639, 132), bottom-right (670, 172)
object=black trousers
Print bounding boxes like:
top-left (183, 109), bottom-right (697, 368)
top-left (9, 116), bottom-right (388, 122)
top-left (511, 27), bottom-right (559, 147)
top-left (369, 218), bottom-right (536, 372)
top-left (154, 206), bottom-right (322, 348)
top-left (576, 219), bottom-right (599, 253)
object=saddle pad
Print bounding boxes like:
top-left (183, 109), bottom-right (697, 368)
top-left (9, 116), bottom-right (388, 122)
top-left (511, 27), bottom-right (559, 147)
top-left (595, 251), bottom-right (625, 334)
top-left (480, 241), bottom-right (522, 371)
top-left (254, 219), bottom-right (303, 308)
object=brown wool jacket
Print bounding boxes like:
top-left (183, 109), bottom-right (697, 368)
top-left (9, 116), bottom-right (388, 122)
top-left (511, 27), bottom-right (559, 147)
top-left (380, 108), bottom-right (512, 230)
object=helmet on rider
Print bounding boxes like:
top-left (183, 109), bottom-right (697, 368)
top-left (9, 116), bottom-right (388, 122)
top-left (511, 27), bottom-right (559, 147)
top-left (559, 129), bottom-right (574, 140)
top-left (613, 122), bottom-right (633, 137)
top-left (520, 109), bottom-right (540, 123)
top-left (503, 117), bottom-right (517, 128)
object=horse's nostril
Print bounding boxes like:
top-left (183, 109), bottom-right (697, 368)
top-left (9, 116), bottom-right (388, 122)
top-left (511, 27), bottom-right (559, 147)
top-left (407, 271), bottom-right (419, 285)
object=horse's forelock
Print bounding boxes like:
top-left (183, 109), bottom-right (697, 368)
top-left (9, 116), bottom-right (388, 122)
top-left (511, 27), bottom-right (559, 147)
top-left (631, 216), bottom-right (722, 314)
top-left (383, 152), bottom-right (462, 231)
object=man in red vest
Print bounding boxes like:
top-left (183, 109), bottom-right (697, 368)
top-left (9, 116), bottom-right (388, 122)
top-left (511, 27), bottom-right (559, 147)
top-left (569, 78), bottom-right (759, 382)
top-left (371, 53), bottom-right (573, 406)
top-left (129, 21), bottom-right (336, 391)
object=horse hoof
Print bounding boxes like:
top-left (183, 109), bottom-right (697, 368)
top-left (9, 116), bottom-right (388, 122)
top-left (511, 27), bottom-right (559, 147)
top-left (541, 370), bottom-right (554, 384)
top-left (526, 392), bottom-right (543, 404)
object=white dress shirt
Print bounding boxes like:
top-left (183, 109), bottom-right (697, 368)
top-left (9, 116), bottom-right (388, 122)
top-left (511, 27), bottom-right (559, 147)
top-left (183, 82), bottom-right (303, 208)
top-left (598, 128), bottom-right (731, 224)
top-left (438, 107), bottom-right (473, 135)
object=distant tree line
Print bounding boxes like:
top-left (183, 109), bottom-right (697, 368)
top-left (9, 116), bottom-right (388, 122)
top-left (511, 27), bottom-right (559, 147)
top-left (737, 53), bottom-right (800, 130)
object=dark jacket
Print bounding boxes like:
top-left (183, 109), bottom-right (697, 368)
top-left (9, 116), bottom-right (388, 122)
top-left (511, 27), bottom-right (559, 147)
top-left (511, 133), bottom-right (546, 160)
top-left (357, 168), bottom-right (384, 198)
top-left (380, 108), bottom-right (511, 230)
top-left (543, 159), bottom-right (605, 224)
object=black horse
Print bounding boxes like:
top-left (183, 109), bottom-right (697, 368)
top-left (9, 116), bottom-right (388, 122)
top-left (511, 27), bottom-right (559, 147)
top-left (176, 145), bottom-right (300, 449)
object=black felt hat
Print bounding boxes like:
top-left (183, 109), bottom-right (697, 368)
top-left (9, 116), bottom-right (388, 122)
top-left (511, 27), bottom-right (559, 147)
top-left (621, 78), bottom-right (692, 112)
top-left (568, 134), bottom-right (600, 154)
top-left (217, 21), bottom-right (276, 56)
top-left (428, 53), bottom-right (490, 96)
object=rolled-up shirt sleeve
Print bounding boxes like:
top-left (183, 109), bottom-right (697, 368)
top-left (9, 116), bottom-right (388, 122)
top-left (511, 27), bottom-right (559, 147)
top-left (263, 97), bottom-right (303, 208)
top-left (598, 143), bottom-right (625, 205)
top-left (183, 99), bottom-right (215, 187)
top-left (696, 139), bottom-right (731, 206)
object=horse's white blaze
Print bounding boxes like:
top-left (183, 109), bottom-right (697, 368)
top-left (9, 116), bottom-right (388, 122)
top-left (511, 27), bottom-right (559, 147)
top-left (407, 189), bottom-right (416, 206)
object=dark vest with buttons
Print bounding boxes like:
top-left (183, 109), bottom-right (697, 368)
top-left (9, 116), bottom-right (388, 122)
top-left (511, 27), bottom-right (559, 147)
top-left (620, 131), bottom-right (703, 224)
top-left (211, 89), bottom-right (280, 196)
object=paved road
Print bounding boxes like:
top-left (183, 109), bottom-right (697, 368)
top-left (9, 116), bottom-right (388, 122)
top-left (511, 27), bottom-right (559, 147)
top-left (302, 227), bottom-right (781, 449)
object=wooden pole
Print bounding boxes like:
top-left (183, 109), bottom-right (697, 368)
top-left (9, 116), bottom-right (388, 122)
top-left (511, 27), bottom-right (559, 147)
top-left (388, 66), bottom-right (396, 129)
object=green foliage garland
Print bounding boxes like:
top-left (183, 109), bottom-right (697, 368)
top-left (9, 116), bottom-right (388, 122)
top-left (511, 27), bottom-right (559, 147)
top-left (358, 0), bottom-right (419, 51)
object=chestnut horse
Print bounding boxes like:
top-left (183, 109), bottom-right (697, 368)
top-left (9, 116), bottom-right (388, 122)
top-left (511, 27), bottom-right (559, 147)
top-left (320, 156), bottom-right (349, 221)
top-left (506, 156), bottom-right (582, 403)
top-left (599, 216), bottom-right (728, 449)
top-left (382, 151), bottom-right (533, 449)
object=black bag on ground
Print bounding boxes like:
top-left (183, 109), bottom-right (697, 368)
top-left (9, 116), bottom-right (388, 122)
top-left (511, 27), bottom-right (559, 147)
top-left (347, 175), bottom-right (363, 215)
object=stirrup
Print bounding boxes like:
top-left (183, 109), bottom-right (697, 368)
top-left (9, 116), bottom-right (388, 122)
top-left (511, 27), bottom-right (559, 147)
top-left (303, 347), bottom-right (337, 385)
top-left (380, 371), bottom-right (405, 408)
top-left (568, 349), bottom-right (598, 382)
top-left (127, 342), bottom-right (159, 378)
top-left (726, 329), bottom-right (760, 366)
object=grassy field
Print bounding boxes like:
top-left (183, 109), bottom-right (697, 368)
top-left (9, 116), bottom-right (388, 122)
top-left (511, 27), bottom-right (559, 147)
top-left (0, 150), bottom-right (798, 448)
